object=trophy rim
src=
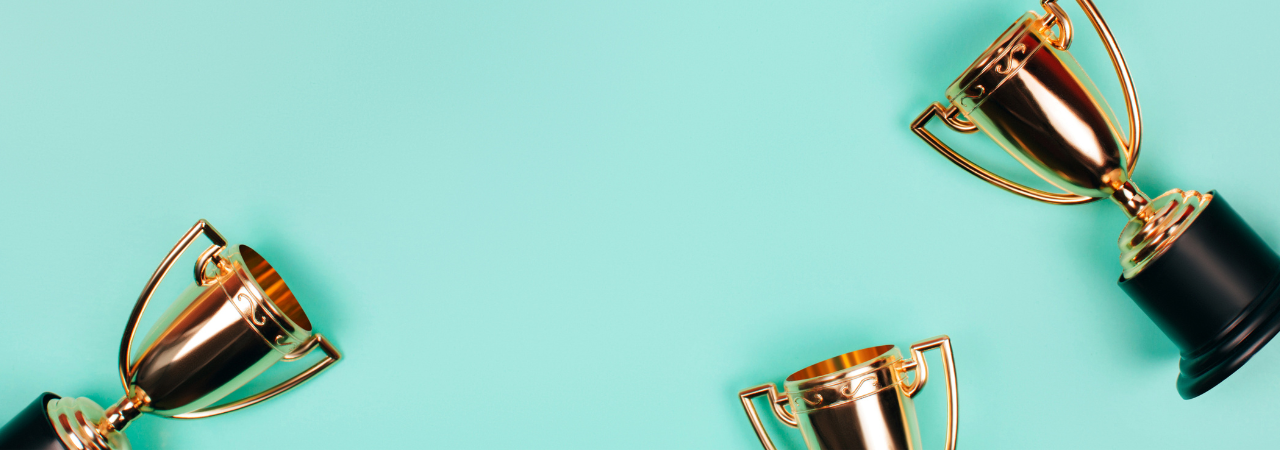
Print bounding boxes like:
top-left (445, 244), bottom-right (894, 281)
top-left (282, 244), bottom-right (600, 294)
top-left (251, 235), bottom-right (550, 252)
top-left (234, 244), bottom-right (314, 332)
top-left (785, 345), bottom-right (896, 384)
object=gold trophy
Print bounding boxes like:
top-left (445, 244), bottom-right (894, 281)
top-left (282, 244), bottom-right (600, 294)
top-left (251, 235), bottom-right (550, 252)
top-left (739, 336), bottom-right (957, 450)
top-left (912, 0), bottom-right (1280, 399)
top-left (0, 220), bottom-right (342, 449)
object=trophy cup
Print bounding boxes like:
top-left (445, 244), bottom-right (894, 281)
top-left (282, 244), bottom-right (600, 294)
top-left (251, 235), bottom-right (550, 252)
top-left (739, 336), bottom-right (957, 450)
top-left (0, 220), bottom-right (342, 449)
top-left (911, 0), bottom-right (1280, 398)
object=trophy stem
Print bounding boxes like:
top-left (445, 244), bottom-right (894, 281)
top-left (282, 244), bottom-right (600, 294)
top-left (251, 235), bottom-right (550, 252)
top-left (99, 387), bottom-right (149, 434)
top-left (1110, 181), bottom-right (1150, 219)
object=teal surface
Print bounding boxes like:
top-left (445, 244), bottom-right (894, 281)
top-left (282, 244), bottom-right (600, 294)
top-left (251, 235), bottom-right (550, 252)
top-left (2, 1), bottom-right (1280, 448)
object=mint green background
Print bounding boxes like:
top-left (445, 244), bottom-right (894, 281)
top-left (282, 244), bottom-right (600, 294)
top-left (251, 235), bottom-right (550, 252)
top-left (2, 1), bottom-right (1280, 448)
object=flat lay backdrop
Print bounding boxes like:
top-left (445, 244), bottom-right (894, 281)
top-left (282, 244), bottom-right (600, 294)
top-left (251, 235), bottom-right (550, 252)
top-left (1, 1), bottom-right (1277, 448)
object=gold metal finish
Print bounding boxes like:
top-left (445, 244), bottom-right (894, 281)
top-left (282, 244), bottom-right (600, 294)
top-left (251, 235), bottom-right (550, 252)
top-left (897, 337), bottom-right (957, 450)
top-left (911, 0), bottom-right (1207, 278)
top-left (1039, 1), bottom-right (1072, 51)
top-left (739, 384), bottom-right (798, 450)
top-left (173, 334), bottom-right (342, 419)
top-left (1072, 0), bottom-right (1142, 168)
top-left (912, 103), bottom-right (1095, 204)
top-left (47, 397), bottom-right (130, 450)
top-left (911, 0), bottom-right (1141, 204)
top-left (1119, 190), bottom-right (1212, 279)
top-left (1110, 181), bottom-right (1150, 218)
top-left (119, 219), bottom-right (227, 391)
top-left (100, 387), bottom-right (149, 434)
top-left (739, 336), bottom-right (958, 450)
top-left (47, 219), bottom-right (343, 450)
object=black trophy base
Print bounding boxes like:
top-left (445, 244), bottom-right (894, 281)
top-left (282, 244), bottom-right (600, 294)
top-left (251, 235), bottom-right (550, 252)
top-left (0, 393), bottom-right (67, 450)
top-left (1120, 191), bottom-right (1280, 399)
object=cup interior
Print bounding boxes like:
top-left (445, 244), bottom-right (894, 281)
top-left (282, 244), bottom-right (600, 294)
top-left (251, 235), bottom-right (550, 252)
top-left (240, 244), bottom-right (312, 331)
top-left (786, 345), bottom-right (893, 382)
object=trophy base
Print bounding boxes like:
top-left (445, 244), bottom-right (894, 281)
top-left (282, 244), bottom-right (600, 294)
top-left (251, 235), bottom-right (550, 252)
top-left (0, 393), bottom-right (68, 450)
top-left (1119, 191), bottom-right (1280, 399)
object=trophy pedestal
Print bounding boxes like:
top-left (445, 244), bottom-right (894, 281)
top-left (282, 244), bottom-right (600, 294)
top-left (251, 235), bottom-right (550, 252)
top-left (0, 393), bottom-right (68, 450)
top-left (1120, 192), bottom-right (1280, 399)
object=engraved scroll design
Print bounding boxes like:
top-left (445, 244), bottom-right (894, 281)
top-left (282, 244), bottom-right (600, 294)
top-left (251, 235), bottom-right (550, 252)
top-left (236, 292), bottom-right (269, 326)
top-left (233, 290), bottom-right (299, 350)
top-left (994, 43), bottom-right (1027, 75)
top-left (839, 376), bottom-right (880, 402)
top-left (794, 375), bottom-right (889, 411)
top-left (963, 43), bottom-right (1027, 103)
top-left (803, 392), bottom-right (824, 407)
top-left (964, 85), bottom-right (985, 100)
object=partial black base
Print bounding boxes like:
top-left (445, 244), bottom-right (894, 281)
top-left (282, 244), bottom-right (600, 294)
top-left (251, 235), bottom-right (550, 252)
top-left (1120, 191), bottom-right (1280, 399)
top-left (0, 393), bottom-right (66, 450)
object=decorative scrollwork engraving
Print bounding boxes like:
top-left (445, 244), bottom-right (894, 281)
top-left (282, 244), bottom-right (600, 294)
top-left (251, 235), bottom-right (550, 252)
top-left (994, 43), bottom-right (1027, 75)
top-left (965, 85), bottom-right (985, 100)
top-left (275, 334), bottom-right (291, 346)
top-left (838, 377), bottom-right (878, 399)
top-left (803, 393), bottom-right (824, 407)
top-left (237, 292), bottom-right (268, 326)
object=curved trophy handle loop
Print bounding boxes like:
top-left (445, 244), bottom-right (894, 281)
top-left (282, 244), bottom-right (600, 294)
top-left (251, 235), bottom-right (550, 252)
top-left (1039, 1), bottom-right (1073, 50)
top-left (912, 0), bottom-right (1141, 205)
top-left (119, 219), bottom-right (228, 392)
top-left (738, 384), bottom-right (799, 450)
top-left (173, 334), bottom-right (343, 419)
top-left (897, 336), bottom-right (958, 450)
top-left (912, 103), bottom-right (1099, 205)
top-left (1046, 0), bottom-right (1141, 173)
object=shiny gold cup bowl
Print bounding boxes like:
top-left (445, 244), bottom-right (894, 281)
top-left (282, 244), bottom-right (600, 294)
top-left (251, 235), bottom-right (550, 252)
top-left (739, 336), bottom-right (957, 450)
top-left (127, 244), bottom-right (319, 417)
top-left (910, 0), bottom-right (1280, 400)
top-left (42, 220), bottom-right (342, 450)
top-left (910, 0), bottom-right (1197, 280)
top-left (913, 0), bottom-right (1143, 208)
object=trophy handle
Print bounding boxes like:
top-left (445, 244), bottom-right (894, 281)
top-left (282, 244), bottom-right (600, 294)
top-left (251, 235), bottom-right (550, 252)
top-left (1052, 0), bottom-right (1142, 170)
top-left (172, 334), bottom-right (343, 419)
top-left (911, 102), bottom-right (1097, 204)
top-left (911, 0), bottom-right (1142, 205)
top-left (119, 219), bottom-right (229, 391)
top-left (897, 336), bottom-right (958, 450)
top-left (1040, 0), bottom-right (1073, 51)
top-left (738, 384), bottom-right (799, 450)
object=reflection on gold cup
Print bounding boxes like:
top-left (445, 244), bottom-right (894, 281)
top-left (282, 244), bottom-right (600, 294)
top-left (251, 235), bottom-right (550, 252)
top-left (34, 220), bottom-right (343, 450)
top-left (912, 0), bottom-right (1141, 207)
top-left (911, 0), bottom-right (1206, 280)
top-left (911, 0), bottom-right (1280, 399)
top-left (739, 337), bottom-right (957, 450)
